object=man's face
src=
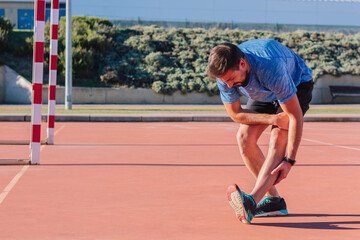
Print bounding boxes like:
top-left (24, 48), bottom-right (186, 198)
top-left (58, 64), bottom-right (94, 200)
top-left (218, 59), bottom-right (250, 88)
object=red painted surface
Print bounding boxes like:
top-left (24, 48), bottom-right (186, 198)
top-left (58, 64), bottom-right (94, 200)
top-left (32, 83), bottom-right (43, 104)
top-left (50, 55), bottom-right (58, 71)
top-left (0, 122), bottom-right (359, 239)
top-left (48, 116), bottom-right (55, 128)
top-left (36, 0), bottom-right (45, 21)
top-left (34, 42), bottom-right (45, 63)
top-left (53, 0), bottom-right (59, 9)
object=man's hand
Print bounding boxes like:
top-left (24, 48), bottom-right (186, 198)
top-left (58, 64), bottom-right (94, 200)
top-left (275, 112), bottom-right (289, 130)
top-left (271, 161), bottom-right (292, 185)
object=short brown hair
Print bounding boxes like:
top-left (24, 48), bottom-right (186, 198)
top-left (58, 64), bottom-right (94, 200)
top-left (207, 43), bottom-right (245, 79)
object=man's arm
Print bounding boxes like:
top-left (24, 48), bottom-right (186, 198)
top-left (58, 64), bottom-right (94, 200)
top-left (271, 94), bottom-right (303, 185)
top-left (223, 100), bottom-right (288, 127)
top-left (279, 94), bottom-right (303, 160)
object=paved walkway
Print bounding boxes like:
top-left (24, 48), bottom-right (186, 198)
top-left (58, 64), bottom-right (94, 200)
top-left (0, 104), bottom-right (359, 122)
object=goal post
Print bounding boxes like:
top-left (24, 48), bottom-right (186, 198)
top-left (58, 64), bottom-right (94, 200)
top-left (1, 0), bottom-right (61, 165)
top-left (47, 0), bottom-right (60, 145)
top-left (30, 0), bottom-right (46, 164)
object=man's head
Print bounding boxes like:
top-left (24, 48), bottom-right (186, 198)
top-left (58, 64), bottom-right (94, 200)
top-left (207, 43), bottom-right (250, 88)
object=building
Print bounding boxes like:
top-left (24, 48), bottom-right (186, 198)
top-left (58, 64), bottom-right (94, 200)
top-left (0, 0), bottom-right (66, 29)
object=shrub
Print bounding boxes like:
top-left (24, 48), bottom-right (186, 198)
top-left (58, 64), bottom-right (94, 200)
top-left (0, 17), bottom-right (13, 52)
top-left (4, 16), bottom-right (360, 94)
top-left (97, 26), bottom-right (360, 95)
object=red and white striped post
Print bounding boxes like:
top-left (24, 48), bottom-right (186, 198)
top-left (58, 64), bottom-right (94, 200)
top-left (30, 0), bottom-right (46, 164)
top-left (47, 0), bottom-right (59, 145)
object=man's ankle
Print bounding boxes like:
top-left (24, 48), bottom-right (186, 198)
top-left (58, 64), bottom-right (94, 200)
top-left (265, 194), bottom-right (280, 198)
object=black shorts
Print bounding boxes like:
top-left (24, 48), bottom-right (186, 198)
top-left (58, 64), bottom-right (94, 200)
top-left (246, 80), bottom-right (314, 115)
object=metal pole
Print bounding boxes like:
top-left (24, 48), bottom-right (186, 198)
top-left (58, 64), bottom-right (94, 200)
top-left (30, 0), bottom-right (46, 164)
top-left (65, 0), bottom-right (72, 110)
top-left (47, 0), bottom-right (60, 145)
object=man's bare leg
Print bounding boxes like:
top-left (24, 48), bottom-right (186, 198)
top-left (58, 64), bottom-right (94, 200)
top-left (237, 124), bottom-right (280, 198)
top-left (250, 127), bottom-right (288, 203)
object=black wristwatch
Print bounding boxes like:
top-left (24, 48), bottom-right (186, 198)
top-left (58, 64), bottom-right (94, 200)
top-left (283, 157), bottom-right (296, 166)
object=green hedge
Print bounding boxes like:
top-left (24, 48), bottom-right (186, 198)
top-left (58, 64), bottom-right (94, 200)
top-left (2, 16), bottom-right (360, 95)
top-left (97, 25), bottom-right (360, 95)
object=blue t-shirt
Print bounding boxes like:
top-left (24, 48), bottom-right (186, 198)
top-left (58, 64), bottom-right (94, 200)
top-left (217, 39), bottom-right (313, 104)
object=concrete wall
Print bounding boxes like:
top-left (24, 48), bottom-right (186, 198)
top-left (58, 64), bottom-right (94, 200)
top-left (41, 86), bottom-right (225, 104)
top-left (0, 65), bottom-right (32, 104)
top-left (0, 65), bottom-right (225, 104)
top-left (0, 66), bottom-right (4, 103)
top-left (1, 65), bottom-right (360, 105)
top-left (40, 75), bottom-right (360, 104)
top-left (311, 75), bottom-right (360, 104)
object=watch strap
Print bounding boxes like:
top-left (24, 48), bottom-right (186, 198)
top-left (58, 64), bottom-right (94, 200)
top-left (283, 157), bottom-right (296, 166)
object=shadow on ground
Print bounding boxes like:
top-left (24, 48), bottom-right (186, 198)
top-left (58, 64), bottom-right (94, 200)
top-left (253, 214), bottom-right (360, 230)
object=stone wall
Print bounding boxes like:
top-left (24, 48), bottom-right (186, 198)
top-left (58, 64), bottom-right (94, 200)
top-left (41, 86), bottom-right (225, 104)
top-left (1, 65), bottom-right (360, 104)
top-left (0, 65), bottom-right (32, 104)
top-left (0, 66), bottom-right (4, 103)
top-left (312, 75), bottom-right (360, 104)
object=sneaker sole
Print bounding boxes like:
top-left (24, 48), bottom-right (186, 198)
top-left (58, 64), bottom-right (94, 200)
top-left (226, 184), bottom-right (250, 224)
top-left (255, 210), bottom-right (288, 217)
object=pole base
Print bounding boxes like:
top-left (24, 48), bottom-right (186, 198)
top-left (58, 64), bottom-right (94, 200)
top-left (0, 140), bottom-right (47, 145)
top-left (0, 159), bottom-right (31, 165)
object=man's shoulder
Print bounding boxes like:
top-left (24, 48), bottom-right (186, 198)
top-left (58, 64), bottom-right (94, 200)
top-left (239, 39), bottom-right (292, 57)
top-left (238, 39), bottom-right (280, 50)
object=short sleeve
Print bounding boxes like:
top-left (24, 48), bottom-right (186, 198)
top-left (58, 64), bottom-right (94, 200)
top-left (216, 79), bottom-right (240, 104)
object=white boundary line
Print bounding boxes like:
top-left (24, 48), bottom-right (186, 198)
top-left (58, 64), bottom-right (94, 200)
top-left (54, 125), bottom-right (65, 136)
top-left (217, 123), bottom-right (360, 151)
top-left (263, 130), bottom-right (360, 151)
top-left (302, 137), bottom-right (360, 151)
top-left (0, 165), bottom-right (29, 204)
top-left (0, 125), bottom-right (65, 205)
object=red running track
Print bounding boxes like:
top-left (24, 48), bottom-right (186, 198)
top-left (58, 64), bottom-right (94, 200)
top-left (0, 122), bottom-right (359, 239)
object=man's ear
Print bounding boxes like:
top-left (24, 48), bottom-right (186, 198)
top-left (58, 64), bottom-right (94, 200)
top-left (239, 59), bottom-right (246, 68)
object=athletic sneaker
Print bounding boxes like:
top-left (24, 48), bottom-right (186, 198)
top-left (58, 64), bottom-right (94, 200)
top-left (226, 184), bottom-right (256, 224)
top-left (255, 196), bottom-right (288, 217)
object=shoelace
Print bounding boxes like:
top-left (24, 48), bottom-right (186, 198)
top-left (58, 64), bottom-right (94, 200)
top-left (257, 198), bottom-right (271, 208)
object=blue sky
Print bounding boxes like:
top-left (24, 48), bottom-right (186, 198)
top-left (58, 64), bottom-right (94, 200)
top-left (68, 0), bottom-right (360, 26)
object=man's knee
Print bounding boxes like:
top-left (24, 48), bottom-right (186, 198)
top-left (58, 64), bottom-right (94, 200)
top-left (236, 127), bottom-right (257, 155)
top-left (270, 127), bottom-right (288, 145)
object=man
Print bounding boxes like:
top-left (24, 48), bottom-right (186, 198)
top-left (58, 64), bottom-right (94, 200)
top-left (207, 39), bottom-right (313, 224)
